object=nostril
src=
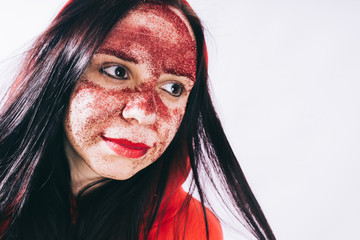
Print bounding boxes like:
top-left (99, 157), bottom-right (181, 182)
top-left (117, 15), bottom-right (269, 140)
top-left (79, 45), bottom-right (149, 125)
top-left (121, 96), bottom-right (157, 125)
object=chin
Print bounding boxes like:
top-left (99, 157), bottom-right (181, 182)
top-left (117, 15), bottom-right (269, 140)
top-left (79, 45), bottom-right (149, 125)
top-left (91, 159), bottom-right (152, 181)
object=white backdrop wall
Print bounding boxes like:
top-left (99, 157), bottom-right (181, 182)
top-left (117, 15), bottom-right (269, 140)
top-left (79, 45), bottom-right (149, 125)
top-left (1, 1), bottom-right (360, 239)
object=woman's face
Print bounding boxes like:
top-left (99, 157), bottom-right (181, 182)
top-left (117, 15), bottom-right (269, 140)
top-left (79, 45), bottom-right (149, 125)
top-left (64, 3), bottom-right (196, 181)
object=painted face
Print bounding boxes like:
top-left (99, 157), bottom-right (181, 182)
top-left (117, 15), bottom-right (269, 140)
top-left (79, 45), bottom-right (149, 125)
top-left (64, 3), bottom-right (197, 182)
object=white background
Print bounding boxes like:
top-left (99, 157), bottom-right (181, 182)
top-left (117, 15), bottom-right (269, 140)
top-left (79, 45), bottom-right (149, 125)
top-left (1, 0), bottom-right (360, 239)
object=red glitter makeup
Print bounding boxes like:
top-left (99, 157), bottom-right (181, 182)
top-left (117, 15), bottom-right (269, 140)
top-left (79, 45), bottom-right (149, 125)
top-left (64, 3), bottom-right (197, 183)
top-left (98, 3), bottom-right (197, 81)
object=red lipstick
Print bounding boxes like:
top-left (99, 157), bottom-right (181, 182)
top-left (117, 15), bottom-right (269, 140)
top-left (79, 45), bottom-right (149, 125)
top-left (102, 136), bottom-right (151, 159)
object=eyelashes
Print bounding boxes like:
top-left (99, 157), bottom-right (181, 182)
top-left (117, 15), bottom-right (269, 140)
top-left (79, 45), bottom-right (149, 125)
top-left (160, 82), bottom-right (184, 97)
top-left (99, 63), bottom-right (186, 97)
top-left (100, 64), bottom-right (129, 80)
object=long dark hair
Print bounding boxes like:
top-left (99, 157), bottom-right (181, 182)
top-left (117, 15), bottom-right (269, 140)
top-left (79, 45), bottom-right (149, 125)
top-left (0, 0), bottom-right (275, 239)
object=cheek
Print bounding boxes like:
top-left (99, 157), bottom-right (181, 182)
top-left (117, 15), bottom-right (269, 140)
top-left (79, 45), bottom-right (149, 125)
top-left (65, 79), bottom-right (125, 145)
top-left (154, 97), bottom-right (185, 148)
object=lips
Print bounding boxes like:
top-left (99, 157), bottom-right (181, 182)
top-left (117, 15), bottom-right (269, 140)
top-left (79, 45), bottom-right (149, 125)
top-left (102, 136), bottom-right (151, 159)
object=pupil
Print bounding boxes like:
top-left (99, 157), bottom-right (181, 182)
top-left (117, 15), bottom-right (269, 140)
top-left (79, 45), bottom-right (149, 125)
top-left (171, 84), bottom-right (180, 94)
top-left (115, 67), bottom-right (125, 77)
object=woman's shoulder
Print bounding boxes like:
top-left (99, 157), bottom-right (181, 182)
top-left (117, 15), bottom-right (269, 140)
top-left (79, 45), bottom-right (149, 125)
top-left (185, 194), bottom-right (223, 240)
top-left (148, 188), bottom-right (223, 240)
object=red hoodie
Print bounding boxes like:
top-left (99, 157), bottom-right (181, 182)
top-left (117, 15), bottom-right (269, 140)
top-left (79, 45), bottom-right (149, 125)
top-left (141, 152), bottom-right (223, 240)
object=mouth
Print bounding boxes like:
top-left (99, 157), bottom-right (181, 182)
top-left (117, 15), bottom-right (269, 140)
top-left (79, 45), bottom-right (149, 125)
top-left (101, 136), bottom-right (151, 159)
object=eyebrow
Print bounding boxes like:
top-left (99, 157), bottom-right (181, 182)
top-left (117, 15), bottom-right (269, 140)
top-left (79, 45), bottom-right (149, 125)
top-left (165, 68), bottom-right (195, 82)
top-left (96, 48), bottom-right (139, 64)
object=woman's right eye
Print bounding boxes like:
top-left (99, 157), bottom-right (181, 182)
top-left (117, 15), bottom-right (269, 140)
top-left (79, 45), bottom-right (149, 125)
top-left (100, 65), bottom-right (129, 80)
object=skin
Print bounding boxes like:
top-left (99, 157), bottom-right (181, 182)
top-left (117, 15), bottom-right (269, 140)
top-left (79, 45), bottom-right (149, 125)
top-left (63, 3), bottom-right (197, 194)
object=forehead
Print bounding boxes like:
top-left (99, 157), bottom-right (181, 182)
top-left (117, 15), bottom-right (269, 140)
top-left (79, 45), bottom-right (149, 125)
top-left (98, 3), bottom-right (197, 79)
top-left (122, 3), bottom-right (196, 42)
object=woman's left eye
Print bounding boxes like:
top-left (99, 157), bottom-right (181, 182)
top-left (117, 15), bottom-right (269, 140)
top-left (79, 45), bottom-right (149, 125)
top-left (100, 65), bottom-right (129, 80)
top-left (161, 82), bottom-right (184, 97)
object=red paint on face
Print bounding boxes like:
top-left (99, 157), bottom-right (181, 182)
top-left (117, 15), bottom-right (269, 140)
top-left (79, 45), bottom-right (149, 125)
top-left (98, 3), bottom-right (197, 81)
top-left (64, 3), bottom-right (197, 182)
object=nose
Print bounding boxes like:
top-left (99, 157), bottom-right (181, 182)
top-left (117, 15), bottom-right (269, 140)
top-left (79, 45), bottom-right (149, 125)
top-left (121, 93), bottom-right (157, 126)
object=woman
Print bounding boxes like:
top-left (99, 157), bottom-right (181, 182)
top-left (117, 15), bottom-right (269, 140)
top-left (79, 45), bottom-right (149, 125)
top-left (0, 0), bottom-right (275, 239)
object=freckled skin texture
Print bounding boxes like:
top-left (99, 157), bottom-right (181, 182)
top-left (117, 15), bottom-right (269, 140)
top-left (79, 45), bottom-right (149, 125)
top-left (64, 3), bottom-right (197, 189)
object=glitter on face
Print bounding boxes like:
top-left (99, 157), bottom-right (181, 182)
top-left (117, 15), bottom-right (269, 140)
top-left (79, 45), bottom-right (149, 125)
top-left (64, 3), bottom-right (197, 184)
